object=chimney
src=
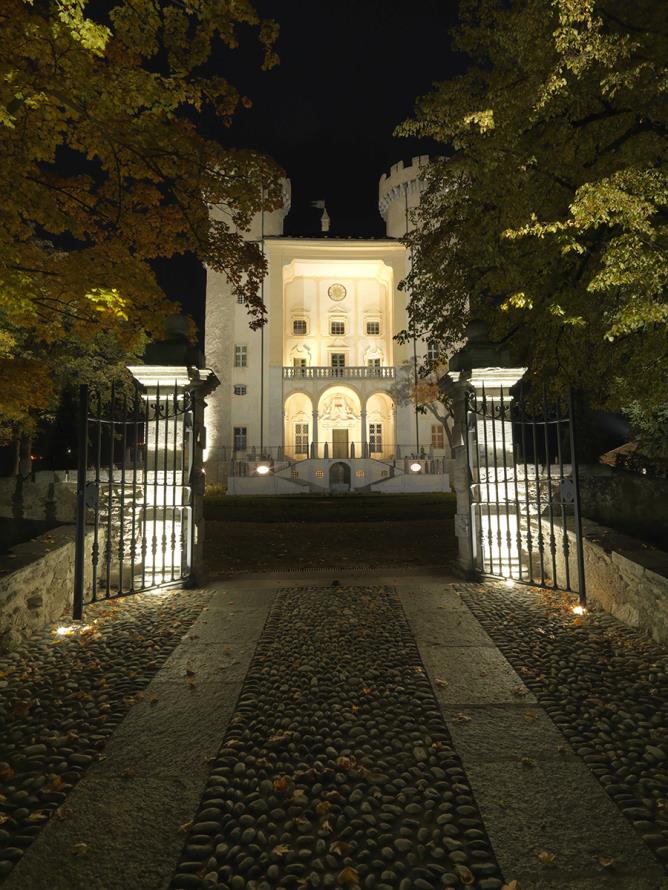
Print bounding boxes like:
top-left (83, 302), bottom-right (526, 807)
top-left (312, 200), bottom-right (330, 233)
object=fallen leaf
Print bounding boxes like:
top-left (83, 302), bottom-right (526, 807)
top-left (520, 756), bottom-right (536, 768)
top-left (27, 811), bottom-right (47, 822)
top-left (597, 856), bottom-right (616, 868)
top-left (453, 712), bottom-right (472, 722)
top-left (273, 776), bottom-right (290, 794)
top-left (537, 850), bottom-right (556, 865)
top-left (362, 687), bottom-right (372, 695)
top-left (455, 864), bottom-right (475, 884)
top-left (336, 755), bottom-right (356, 770)
top-left (315, 800), bottom-right (331, 815)
top-left (178, 820), bottom-right (193, 833)
top-left (523, 712), bottom-right (538, 722)
top-left (329, 840), bottom-right (350, 856)
top-left (435, 678), bottom-right (449, 687)
top-left (272, 843), bottom-right (291, 856)
top-left (337, 866), bottom-right (358, 885)
top-left (0, 815), bottom-right (9, 825)
top-left (71, 842), bottom-right (88, 856)
top-left (511, 686), bottom-right (529, 697)
top-left (501, 882), bottom-right (521, 890)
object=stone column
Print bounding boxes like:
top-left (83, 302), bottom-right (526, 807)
top-left (360, 409), bottom-right (368, 458)
top-left (447, 321), bottom-right (526, 579)
top-left (128, 316), bottom-right (219, 587)
top-left (311, 409), bottom-right (319, 458)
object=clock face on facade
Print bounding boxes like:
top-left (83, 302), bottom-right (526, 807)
top-left (327, 283), bottom-right (347, 301)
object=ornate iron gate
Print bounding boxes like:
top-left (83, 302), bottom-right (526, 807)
top-left (73, 380), bottom-right (196, 618)
top-left (465, 385), bottom-right (586, 603)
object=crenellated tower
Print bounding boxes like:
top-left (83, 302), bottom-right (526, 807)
top-left (378, 155), bottom-right (429, 238)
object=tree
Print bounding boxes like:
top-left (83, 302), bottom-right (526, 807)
top-left (0, 0), bottom-right (284, 443)
top-left (390, 359), bottom-right (456, 457)
top-left (397, 0), bottom-right (667, 419)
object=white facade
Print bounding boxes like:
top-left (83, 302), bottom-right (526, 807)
top-left (204, 156), bottom-right (451, 493)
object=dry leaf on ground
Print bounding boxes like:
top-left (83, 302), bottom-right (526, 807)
top-left (272, 843), bottom-right (290, 856)
top-left (337, 866), bottom-right (358, 885)
top-left (435, 678), bottom-right (449, 687)
top-left (455, 864), bottom-right (475, 884)
top-left (502, 882), bottom-right (521, 890)
top-left (71, 842), bottom-right (88, 856)
top-left (537, 850), bottom-right (556, 865)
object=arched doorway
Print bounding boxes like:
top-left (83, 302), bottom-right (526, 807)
top-left (329, 461), bottom-right (351, 492)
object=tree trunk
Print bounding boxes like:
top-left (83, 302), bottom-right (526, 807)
top-left (18, 432), bottom-right (32, 478)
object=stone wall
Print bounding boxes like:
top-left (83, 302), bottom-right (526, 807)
top-left (0, 525), bottom-right (102, 646)
top-left (580, 464), bottom-right (668, 550)
top-left (0, 472), bottom-right (77, 522)
top-left (543, 517), bottom-right (668, 646)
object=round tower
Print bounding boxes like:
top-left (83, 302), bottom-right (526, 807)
top-left (378, 155), bottom-right (429, 238)
top-left (208, 176), bottom-right (291, 238)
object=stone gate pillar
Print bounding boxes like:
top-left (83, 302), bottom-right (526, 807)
top-left (128, 316), bottom-right (219, 587)
top-left (447, 321), bottom-right (526, 578)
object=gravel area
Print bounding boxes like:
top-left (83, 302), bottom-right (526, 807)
top-left (0, 587), bottom-right (209, 881)
top-left (170, 584), bottom-right (504, 890)
top-left (461, 580), bottom-right (668, 873)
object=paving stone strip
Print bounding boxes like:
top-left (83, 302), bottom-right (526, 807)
top-left (460, 580), bottom-right (668, 874)
top-left (0, 587), bottom-right (210, 882)
top-left (170, 584), bottom-right (505, 890)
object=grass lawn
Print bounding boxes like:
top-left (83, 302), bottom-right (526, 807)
top-left (203, 493), bottom-right (458, 574)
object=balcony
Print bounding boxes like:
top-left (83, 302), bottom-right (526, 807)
top-left (283, 366), bottom-right (395, 380)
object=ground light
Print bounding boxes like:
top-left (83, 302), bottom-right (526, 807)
top-left (256, 464), bottom-right (271, 476)
top-left (55, 624), bottom-right (91, 636)
top-left (504, 578), bottom-right (515, 587)
top-left (409, 462), bottom-right (422, 473)
top-left (572, 604), bottom-right (587, 616)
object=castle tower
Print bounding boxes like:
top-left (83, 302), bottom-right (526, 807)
top-left (378, 155), bottom-right (429, 238)
top-left (204, 179), bottom-right (291, 484)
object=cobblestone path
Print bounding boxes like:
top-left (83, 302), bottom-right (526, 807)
top-left (170, 585), bottom-right (504, 890)
top-left (462, 580), bottom-right (668, 875)
top-left (0, 588), bottom-right (209, 883)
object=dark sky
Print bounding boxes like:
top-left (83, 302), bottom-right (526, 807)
top-left (155, 0), bottom-right (465, 343)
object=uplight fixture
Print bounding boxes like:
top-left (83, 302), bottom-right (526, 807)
top-left (572, 605), bottom-right (586, 616)
top-left (256, 464), bottom-right (271, 476)
top-left (409, 462), bottom-right (422, 473)
top-left (504, 578), bottom-right (515, 588)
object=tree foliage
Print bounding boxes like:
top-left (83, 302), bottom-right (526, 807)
top-left (0, 0), bottom-right (283, 440)
top-left (397, 0), bottom-right (667, 416)
top-left (390, 359), bottom-right (455, 456)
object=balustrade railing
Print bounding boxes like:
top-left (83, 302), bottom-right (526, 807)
top-left (283, 366), bottom-right (395, 380)
top-left (226, 444), bottom-right (451, 476)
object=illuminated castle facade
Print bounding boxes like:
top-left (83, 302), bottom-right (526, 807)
top-left (204, 157), bottom-right (452, 494)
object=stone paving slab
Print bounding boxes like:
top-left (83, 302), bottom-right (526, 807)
top-left (2, 584), bottom-right (276, 890)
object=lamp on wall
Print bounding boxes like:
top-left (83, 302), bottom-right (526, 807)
top-left (256, 464), bottom-right (271, 476)
top-left (409, 462), bottom-right (422, 473)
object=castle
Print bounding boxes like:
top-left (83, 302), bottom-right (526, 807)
top-left (203, 157), bottom-right (452, 494)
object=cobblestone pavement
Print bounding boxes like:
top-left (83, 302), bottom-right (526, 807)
top-left (1, 576), bottom-right (666, 890)
top-left (170, 585), bottom-right (504, 890)
top-left (0, 587), bottom-right (210, 882)
top-left (462, 580), bottom-right (668, 875)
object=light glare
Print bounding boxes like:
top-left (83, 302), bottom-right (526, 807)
top-left (409, 462), bottom-right (422, 473)
top-left (572, 605), bottom-right (586, 616)
top-left (256, 464), bottom-right (271, 476)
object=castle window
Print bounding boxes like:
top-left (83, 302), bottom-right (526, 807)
top-left (366, 321), bottom-right (380, 336)
top-left (234, 344), bottom-right (247, 367)
top-left (233, 427), bottom-right (247, 451)
top-left (427, 341), bottom-right (439, 363)
top-left (293, 319), bottom-right (307, 335)
top-left (367, 358), bottom-right (381, 369)
top-left (233, 384), bottom-right (247, 396)
top-left (369, 423), bottom-right (383, 453)
top-left (431, 424), bottom-right (445, 449)
top-left (236, 294), bottom-right (244, 304)
top-left (330, 353), bottom-right (345, 375)
top-left (330, 320), bottom-right (345, 336)
top-left (295, 423), bottom-right (309, 454)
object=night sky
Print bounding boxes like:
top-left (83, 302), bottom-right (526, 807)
top-left (155, 0), bottom-right (465, 344)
